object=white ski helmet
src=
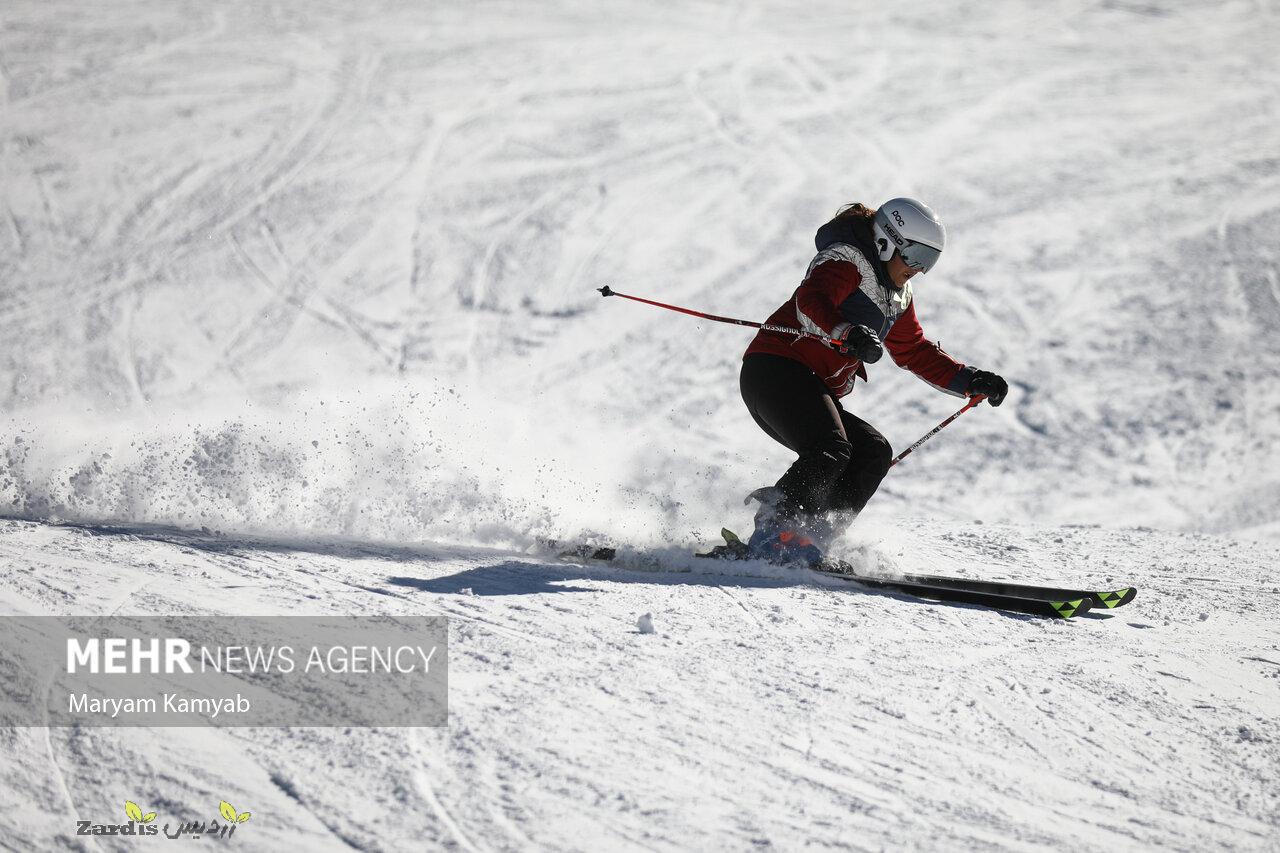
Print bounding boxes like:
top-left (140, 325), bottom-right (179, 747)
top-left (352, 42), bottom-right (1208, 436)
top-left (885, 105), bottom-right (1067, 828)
top-left (873, 198), bottom-right (946, 273)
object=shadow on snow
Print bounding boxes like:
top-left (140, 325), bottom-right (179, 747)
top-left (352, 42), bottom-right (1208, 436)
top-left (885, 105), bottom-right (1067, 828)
top-left (0, 514), bottom-right (1082, 620)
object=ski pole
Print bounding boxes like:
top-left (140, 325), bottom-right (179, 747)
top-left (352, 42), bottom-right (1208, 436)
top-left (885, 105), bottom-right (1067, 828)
top-left (597, 285), bottom-right (846, 347)
top-left (599, 285), bottom-right (983, 466)
top-left (889, 395), bottom-right (986, 468)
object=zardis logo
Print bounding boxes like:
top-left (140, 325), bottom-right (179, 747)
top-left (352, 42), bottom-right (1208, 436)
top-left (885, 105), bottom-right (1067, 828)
top-left (75, 801), bottom-right (159, 837)
top-left (75, 798), bottom-right (253, 839)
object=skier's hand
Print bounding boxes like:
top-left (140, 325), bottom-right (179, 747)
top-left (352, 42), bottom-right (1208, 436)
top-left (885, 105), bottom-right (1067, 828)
top-left (968, 369), bottom-right (1009, 406)
top-left (829, 323), bottom-right (883, 364)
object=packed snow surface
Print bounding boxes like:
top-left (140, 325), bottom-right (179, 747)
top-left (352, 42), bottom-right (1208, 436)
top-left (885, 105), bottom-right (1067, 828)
top-left (2, 0), bottom-right (1279, 849)
top-left (3, 519), bottom-right (1278, 849)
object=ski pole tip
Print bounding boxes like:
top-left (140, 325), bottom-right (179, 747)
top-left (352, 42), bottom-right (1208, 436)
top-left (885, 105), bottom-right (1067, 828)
top-left (598, 285), bottom-right (614, 297)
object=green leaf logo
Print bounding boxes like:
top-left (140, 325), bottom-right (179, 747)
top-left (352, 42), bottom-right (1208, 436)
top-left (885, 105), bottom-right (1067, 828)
top-left (124, 801), bottom-right (156, 823)
top-left (220, 799), bottom-right (251, 823)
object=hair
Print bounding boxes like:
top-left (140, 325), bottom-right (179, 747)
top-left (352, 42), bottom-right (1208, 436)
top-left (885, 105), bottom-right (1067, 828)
top-left (830, 202), bottom-right (876, 222)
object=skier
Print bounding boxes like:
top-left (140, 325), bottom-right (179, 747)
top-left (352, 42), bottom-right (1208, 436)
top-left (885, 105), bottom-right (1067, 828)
top-left (739, 198), bottom-right (1008, 564)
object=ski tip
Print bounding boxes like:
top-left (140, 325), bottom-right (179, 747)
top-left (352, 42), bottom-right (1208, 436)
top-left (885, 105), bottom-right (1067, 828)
top-left (1050, 598), bottom-right (1091, 619)
top-left (721, 528), bottom-right (742, 545)
top-left (1094, 587), bottom-right (1137, 608)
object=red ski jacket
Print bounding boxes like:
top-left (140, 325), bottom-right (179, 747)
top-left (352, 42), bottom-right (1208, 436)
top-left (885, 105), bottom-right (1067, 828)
top-left (744, 238), bottom-right (974, 399)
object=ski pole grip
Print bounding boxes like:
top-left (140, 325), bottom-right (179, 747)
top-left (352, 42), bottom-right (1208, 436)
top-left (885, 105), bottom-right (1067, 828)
top-left (598, 285), bottom-right (614, 297)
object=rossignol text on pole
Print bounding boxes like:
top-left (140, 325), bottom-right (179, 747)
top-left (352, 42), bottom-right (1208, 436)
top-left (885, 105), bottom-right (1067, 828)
top-left (889, 396), bottom-right (985, 468)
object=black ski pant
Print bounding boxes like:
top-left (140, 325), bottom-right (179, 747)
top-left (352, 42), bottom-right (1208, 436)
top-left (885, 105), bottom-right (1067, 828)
top-left (739, 353), bottom-right (893, 519)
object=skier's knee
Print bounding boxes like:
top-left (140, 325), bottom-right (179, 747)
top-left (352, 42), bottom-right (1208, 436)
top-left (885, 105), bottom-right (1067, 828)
top-left (804, 433), bottom-right (853, 472)
top-left (870, 434), bottom-right (893, 477)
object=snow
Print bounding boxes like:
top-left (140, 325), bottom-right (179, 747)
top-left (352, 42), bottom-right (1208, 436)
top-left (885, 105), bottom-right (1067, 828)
top-left (2, 0), bottom-right (1279, 849)
top-left (2, 519), bottom-right (1277, 849)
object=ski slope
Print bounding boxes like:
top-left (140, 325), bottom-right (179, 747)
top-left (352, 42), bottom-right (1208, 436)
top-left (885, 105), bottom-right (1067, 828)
top-left (2, 0), bottom-right (1279, 849)
top-left (2, 518), bottom-right (1278, 849)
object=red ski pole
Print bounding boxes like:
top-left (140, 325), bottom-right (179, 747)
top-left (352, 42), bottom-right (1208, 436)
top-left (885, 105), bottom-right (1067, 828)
top-left (598, 285), bottom-right (984, 466)
top-left (889, 395), bottom-right (986, 468)
top-left (598, 285), bottom-right (846, 347)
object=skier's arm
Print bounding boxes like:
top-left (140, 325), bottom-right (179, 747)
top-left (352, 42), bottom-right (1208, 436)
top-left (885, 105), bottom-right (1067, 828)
top-left (791, 259), bottom-right (862, 337)
top-left (883, 301), bottom-right (975, 397)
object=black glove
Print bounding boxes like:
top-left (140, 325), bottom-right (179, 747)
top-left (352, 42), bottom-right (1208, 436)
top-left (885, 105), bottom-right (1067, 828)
top-left (968, 369), bottom-right (1008, 406)
top-left (829, 323), bottom-right (883, 364)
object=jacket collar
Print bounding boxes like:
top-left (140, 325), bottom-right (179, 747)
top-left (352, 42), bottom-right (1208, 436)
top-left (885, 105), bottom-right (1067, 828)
top-left (814, 216), bottom-right (894, 291)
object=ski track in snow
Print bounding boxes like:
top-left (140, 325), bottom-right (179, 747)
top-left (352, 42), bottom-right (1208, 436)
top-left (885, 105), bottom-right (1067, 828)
top-left (1, 0), bottom-right (1279, 849)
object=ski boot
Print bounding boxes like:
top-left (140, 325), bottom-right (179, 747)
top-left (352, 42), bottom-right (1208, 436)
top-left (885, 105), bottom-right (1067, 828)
top-left (744, 487), bottom-right (824, 567)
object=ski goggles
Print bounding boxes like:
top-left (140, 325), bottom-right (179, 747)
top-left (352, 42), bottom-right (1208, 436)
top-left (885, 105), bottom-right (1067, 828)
top-left (898, 240), bottom-right (942, 274)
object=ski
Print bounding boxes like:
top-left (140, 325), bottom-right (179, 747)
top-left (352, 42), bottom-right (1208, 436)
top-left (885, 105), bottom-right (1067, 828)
top-left (543, 540), bottom-right (617, 562)
top-left (864, 570), bottom-right (1135, 610)
top-left (709, 529), bottom-right (1134, 609)
top-left (544, 536), bottom-right (1093, 619)
top-left (810, 560), bottom-right (1092, 619)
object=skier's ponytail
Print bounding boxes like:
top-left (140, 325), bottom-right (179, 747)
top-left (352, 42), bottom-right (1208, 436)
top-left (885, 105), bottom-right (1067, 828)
top-left (829, 202), bottom-right (876, 223)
